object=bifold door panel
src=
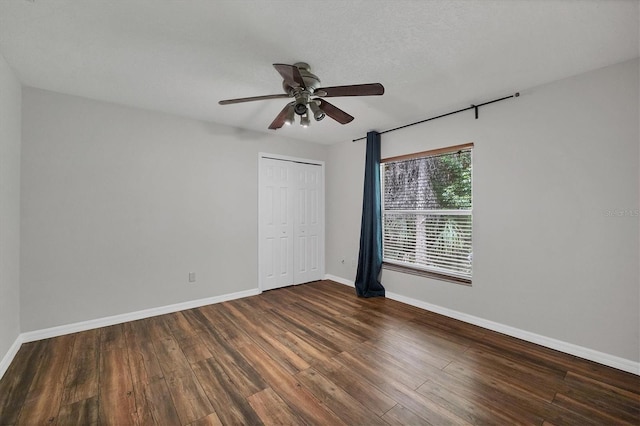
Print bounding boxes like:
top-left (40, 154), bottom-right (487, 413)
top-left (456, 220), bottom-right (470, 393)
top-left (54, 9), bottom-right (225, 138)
top-left (259, 157), bottom-right (323, 291)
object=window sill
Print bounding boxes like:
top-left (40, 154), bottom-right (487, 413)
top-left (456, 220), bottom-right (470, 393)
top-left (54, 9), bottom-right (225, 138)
top-left (382, 262), bottom-right (472, 286)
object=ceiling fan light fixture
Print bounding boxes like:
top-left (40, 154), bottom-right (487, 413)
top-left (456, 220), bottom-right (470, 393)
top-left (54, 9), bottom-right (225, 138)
top-left (309, 101), bottom-right (325, 121)
top-left (294, 102), bottom-right (308, 116)
top-left (300, 113), bottom-right (310, 128)
top-left (284, 104), bottom-right (295, 125)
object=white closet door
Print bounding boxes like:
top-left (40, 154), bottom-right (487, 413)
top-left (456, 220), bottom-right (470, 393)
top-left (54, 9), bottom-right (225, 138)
top-left (259, 155), bottom-right (324, 291)
top-left (260, 158), bottom-right (294, 291)
top-left (293, 163), bottom-right (322, 285)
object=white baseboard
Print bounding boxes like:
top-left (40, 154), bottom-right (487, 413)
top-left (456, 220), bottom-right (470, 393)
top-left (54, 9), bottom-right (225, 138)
top-left (0, 287), bottom-right (261, 381)
top-left (21, 288), bottom-right (261, 343)
top-left (324, 274), bottom-right (639, 375)
top-left (0, 334), bottom-right (24, 380)
top-left (324, 274), bottom-right (354, 287)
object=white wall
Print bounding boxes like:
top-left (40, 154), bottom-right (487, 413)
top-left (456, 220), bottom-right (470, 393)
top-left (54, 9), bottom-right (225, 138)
top-left (0, 54), bottom-right (21, 362)
top-left (20, 88), bottom-right (327, 332)
top-left (327, 59), bottom-right (640, 363)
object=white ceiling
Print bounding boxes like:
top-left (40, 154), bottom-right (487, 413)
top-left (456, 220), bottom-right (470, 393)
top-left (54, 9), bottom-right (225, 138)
top-left (1, 0), bottom-right (638, 145)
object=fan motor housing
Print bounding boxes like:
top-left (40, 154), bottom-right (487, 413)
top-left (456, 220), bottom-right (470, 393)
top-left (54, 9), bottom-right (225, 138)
top-left (282, 62), bottom-right (321, 94)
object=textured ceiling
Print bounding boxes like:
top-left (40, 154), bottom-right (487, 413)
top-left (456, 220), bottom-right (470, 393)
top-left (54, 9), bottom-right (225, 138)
top-left (0, 0), bottom-right (638, 145)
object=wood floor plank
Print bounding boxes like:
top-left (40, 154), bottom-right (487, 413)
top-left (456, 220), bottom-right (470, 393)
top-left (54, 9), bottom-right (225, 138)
top-left (333, 351), bottom-right (472, 425)
top-left (237, 341), bottom-right (347, 426)
top-left (476, 330), bottom-right (583, 379)
top-left (124, 320), bottom-right (164, 385)
top-left (351, 307), bottom-right (410, 334)
top-left (100, 323), bottom-right (127, 352)
top-left (98, 347), bottom-right (137, 426)
top-left (133, 378), bottom-right (182, 426)
top-left (369, 330), bottom-right (452, 370)
top-left (62, 329), bottom-right (100, 405)
top-left (0, 340), bottom-right (48, 424)
top-left (100, 348), bottom-right (133, 392)
top-left (179, 334), bottom-right (213, 365)
top-left (295, 367), bottom-right (389, 425)
top-left (166, 311), bottom-right (200, 342)
top-left (57, 396), bottom-right (99, 425)
top-left (2, 280), bottom-right (639, 425)
top-left (381, 404), bottom-right (432, 426)
top-left (131, 381), bottom-right (155, 426)
top-left (165, 372), bottom-right (215, 425)
top-left (313, 357), bottom-right (397, 417)
top-left (410, 310), bottom-right (488, 343)
top-left (563, 370), bottom-right (640, 409)
top-left (259, 286), bottom-right (302, 307)
top-left (394, 321), bottom-right (471, 355)
top-left (287, 291), bottom-right (346, 318)
top-left (416, 377), bottom-right (528, 425)
top-left (247, 388), bottom-right (306, 426)
top-left (424, 363), bottom-right (562, 425)
top-left (191, 357), bottom-right (263, 425)
top-left (348, 341), bottom-right (435, 390)
top-left (444, 356), bottom-right (558, 402)
top-left (267, 306), bottom-right (345, 354)
top-left (552, 392), bottom-right (635, 425)
top-left (145, 315), bottom-right (174, 342)
top-left (258, 308), bottom-right (303, 334)
top-left (17, 335), bottom-right (75, 425)
top-left (192, 308), bottom-right (268, 398)
top-left (536, 402), bottom-right (605, 426)
top-left (99, 387), bottom-right (138, 425)
top-left (195, 330), bottom-right (268, 398)
top-left (275, 330), bottom-right (336, 365)
top-left (187, 412), bottom-right (223, 426)
top-left (197, 304), bottom-right (254, 348)
top-left (227, 293), bottom-right (273, 313)
top-left (245, 328), bottom-right (311, 374)
top-left (221, 300), bottom-right (288, 337)
top-left (216, 303), bottom-right (309, 374)
top-left (335, 353), bottom-right (510, 423)
top-left (152, 335), bottom-right (192, 378)
top-left (180, 309), bottom-right (215, 335)
top-left (291, 299), bottom-right (377, 343)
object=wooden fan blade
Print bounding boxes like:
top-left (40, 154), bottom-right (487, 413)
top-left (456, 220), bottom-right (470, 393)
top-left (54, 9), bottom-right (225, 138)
top-left (219, 94), bottom-right (290, 105)
top-left (317, 99), bottom-right (354, 124)
top-left (273, 63), bottom-right (306, 89)
top-left (268, 103), bottom-right (293, 130)
top-left (315, 83), bottom-right (384, 97)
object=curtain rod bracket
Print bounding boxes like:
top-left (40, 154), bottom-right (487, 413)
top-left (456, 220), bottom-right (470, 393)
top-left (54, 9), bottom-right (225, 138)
top-left (472, 105), bottom-right (478, 119)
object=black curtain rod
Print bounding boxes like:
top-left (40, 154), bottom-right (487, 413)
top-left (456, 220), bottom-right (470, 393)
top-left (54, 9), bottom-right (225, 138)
top-left (352, 92), bottom-right (520, 142)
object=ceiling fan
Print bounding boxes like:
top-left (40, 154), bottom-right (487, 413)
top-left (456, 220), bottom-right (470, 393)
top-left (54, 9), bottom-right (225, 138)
top-left (218, 62), bottom-right (384, 129)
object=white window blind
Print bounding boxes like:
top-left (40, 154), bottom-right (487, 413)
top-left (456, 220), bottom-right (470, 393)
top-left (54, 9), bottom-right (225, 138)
top-left (381, 146), bottom-right (473, 282)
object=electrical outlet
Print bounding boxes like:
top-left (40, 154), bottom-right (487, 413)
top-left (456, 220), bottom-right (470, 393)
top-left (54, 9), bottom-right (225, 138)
top-left (188, 272), bottom-right (196, 283)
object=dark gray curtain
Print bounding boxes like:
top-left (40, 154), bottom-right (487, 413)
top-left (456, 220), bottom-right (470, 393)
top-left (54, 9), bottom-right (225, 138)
top-left (354, 131), bottom-right (385, 298)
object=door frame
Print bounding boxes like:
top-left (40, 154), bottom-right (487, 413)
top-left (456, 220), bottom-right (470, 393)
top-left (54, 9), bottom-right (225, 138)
top-left (258, 153), bottom-right (325, 292)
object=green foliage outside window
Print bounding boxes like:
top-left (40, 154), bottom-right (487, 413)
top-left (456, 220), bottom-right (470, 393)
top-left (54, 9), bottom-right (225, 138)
top-left (430, 151), bottom-right (472, 209)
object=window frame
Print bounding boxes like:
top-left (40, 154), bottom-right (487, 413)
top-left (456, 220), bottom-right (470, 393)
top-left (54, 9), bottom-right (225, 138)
top-left (380, 143), bottom-right (473, 285)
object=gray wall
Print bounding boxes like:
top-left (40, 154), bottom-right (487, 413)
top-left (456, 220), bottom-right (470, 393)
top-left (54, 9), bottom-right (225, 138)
top-left (0, 53), bottom-right (21, 361)
top-left (20, 88), bottom-right (328, 332)
top-left (326, 59), bottom-right (640, 363)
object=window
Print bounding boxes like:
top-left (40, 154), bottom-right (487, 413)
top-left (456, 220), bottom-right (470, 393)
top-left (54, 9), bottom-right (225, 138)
top-left (381, 143), bottom-right (473, 284)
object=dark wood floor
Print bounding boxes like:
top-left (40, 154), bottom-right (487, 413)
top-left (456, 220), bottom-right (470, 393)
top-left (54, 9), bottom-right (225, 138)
top-left (0, 280), bottom-right (638, 425)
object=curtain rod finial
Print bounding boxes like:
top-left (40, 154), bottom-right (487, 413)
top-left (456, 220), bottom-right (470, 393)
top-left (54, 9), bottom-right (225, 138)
top-left (515, 92), bottom-right (520, 97)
